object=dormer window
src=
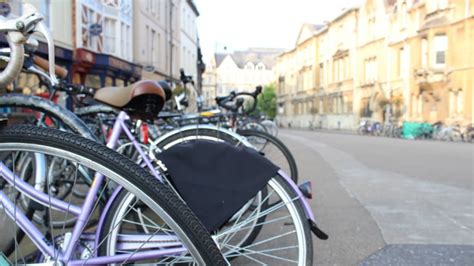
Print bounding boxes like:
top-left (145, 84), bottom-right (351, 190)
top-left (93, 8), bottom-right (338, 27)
top-left (245, 62), bottom-right (254, 70)
top-left (256, 63), bottom-right (265, 70)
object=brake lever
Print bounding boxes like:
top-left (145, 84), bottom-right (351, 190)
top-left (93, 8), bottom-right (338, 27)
top-left (34, 21), bottom-right (58, 86)
top-left (17, 9), bottom-right (43, 34)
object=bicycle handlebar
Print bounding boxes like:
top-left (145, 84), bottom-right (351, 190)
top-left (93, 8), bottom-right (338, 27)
top-left (215, 86), bottom-right (262, 114)
top-left (0, 32), bottom-right (25, 88)
top-left (180, 69), bottom-right (194, 85)
top-left (57, 82), bottom-right (96, 96)
top-left (0, 3), bottom-right (56, 88)
top-left (33, 55), bottom-right (68, 79)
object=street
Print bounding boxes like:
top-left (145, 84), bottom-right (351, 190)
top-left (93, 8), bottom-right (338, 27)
top-left (278, 129), bottom-right (474, 265)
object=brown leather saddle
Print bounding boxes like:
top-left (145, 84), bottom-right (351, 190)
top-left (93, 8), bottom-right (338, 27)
top-left (94, 80), bottom-right (165, 120)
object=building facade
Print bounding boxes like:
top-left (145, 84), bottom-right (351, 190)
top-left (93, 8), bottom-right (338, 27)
top-left (2, 0), bottom-right (75, 93)
top-left (202, 48), bottom-right (283, 107)
top-left (275, 24), bottom-right (322, 128)
top-left (133, 0), bottom-right (200, 86)
top-left (72, 0), bottom-right (141, 88)
top-left (180, 0), bottom-right (199, 82)
top-left (318, 8), bottom-right (359, 129)
top-left (2, 0), bottom-right (202, 91)
top-left (276, 9), bottom-right (359, 130)
top-left (276, 0), bottom-right (473, 129)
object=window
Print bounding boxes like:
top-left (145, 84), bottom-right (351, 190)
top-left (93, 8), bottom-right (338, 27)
top-left (451, 90), bottom-right (464, 116)
top-left (39, 0), bottom-right (51, 28)
top-left (120, 23), bottom-right (131, 60)
top-left (104, 18), bottom-right (116, 54)
top-left (434, 34), bottom-right (447, 66)
top-left (421, 38), bottom-right (428, 67)
top-left (151, 29), bottom-right (157, 64)
top-left (146, 25), bottom-right (150, 58)
top-left (319, 63), bottom-right (324, 85)
top-left (364, 58), bottom-right (376, 83)
top-left (398, 48), bottom-right (406, 77)
top-left (361, 97), bottom-right (371, 117)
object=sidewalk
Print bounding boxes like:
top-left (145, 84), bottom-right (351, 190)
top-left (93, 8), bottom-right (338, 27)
top-left (279, 127), bottom-right (357, 135)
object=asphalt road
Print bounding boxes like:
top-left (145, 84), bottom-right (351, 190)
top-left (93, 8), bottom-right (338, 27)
top-left (278, 129), bottom-right (474, 265)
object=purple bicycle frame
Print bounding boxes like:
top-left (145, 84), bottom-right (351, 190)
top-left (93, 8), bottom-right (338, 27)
top-left (0, 111), bottom-right (187, 264)
top-left (0, 109), bottom-right (322, 264)
top-left (99, 111), bottom-right (321, 233)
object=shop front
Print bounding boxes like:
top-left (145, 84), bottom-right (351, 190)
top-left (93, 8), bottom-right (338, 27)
top-left (72, 48), bottom-right (141, 89)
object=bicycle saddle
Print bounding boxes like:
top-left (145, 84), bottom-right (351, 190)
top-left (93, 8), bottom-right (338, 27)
top-left (94, 80), bottom-right (165, 120)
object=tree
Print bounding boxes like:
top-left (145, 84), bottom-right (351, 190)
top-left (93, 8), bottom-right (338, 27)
top-left (257, 84), bottom-right (277, 119)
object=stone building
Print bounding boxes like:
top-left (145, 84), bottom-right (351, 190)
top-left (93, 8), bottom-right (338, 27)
top-left (276, 0), bottom-right (473, 129)
top-left (72, 0), bottom-right (141, 87)
top-left (275, 24), bottom-right (323, 128)
top-left (133, 0), bottom-right (200, 84)
top-left (276, 9), bottom-right (359, 130)
top-left (318, 8), bottom-right (359, 129)
top-left (201, 48), bottom-right (283, 107)
top-left (406, 0), bottom-right (473, 124)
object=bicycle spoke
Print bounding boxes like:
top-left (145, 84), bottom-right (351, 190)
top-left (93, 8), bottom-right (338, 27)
top-left (121, 224), bottom-right (168, 265)
top-left (228, 229), bottom-right (297, 251)
top-left (55, 160), bottom-right (80, 263)
top-left (219, 214), bottom-right (292, 239)
top-left (217, 193), bottom-right (299, 238)
top-left (84, 196), bottom-right (138, 264)
top-left (224, 242), bottom-right (299, 264)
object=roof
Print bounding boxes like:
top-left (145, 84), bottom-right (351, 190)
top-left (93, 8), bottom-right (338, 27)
top-left (187, 0), bottom-right (200, 17)
top-left (214, 53), bottom-right (227, 67)
top-left (330, 7), bottom-right (359, 24)
top-left (310, 23), bottom-right (325, 33)
top-left (295, 23), bottom-right (325, 45)
top-left (214, 48), bottom-right (285, 69)
top-left (419, 16), bottom-right (449, 31)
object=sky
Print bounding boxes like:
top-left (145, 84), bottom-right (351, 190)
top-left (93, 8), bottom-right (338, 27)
top-left (196, 0), bottom-right (362, 62)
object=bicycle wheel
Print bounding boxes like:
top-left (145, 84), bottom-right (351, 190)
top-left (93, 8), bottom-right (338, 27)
top-left (75, 104), bottom-right (119, 143)
top-left (238, 129), bottom-right (298, 184)
top-left (0, 125), bottom-right (225, 265)
top-left (154, 126), bottom-right (298, 183)
top-left (153, 129), bottom-right (312, 264)
top-left (261, 120), bottom-right (278, 137)
top-left (0, 94), bottom-right (98, 141)
top-left (0, 95), bottom-right (100, 228)
top-left (240, 120), bottom-right (268, 134)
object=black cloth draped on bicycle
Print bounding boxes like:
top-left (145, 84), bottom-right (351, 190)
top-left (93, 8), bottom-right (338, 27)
top-left (156, 140), bottom-right (279, 232)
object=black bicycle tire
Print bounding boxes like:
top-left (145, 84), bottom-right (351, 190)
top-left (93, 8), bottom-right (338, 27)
top-left (153, 128), bottom-right (269, 254)
top-left (153, 128), bottom-right (312, 262)
top-left (0, 95), bottom-right (102, 228)
top-left (237, 129), bottom-right (299, 184)
top-left (0, 125), bottom-right (226, 265)
top-left (246, 174), bottom-right (313, 264)
top-left (0, 94), bottom-right (98, 142)
top-left (75, 104), bottom-right (120, 143)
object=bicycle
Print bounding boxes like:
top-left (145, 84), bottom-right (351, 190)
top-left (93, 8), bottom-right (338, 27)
top-left (0, 5), bottom-right (226, 264)
top-left (75, 84), bottom-right (326, 264)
